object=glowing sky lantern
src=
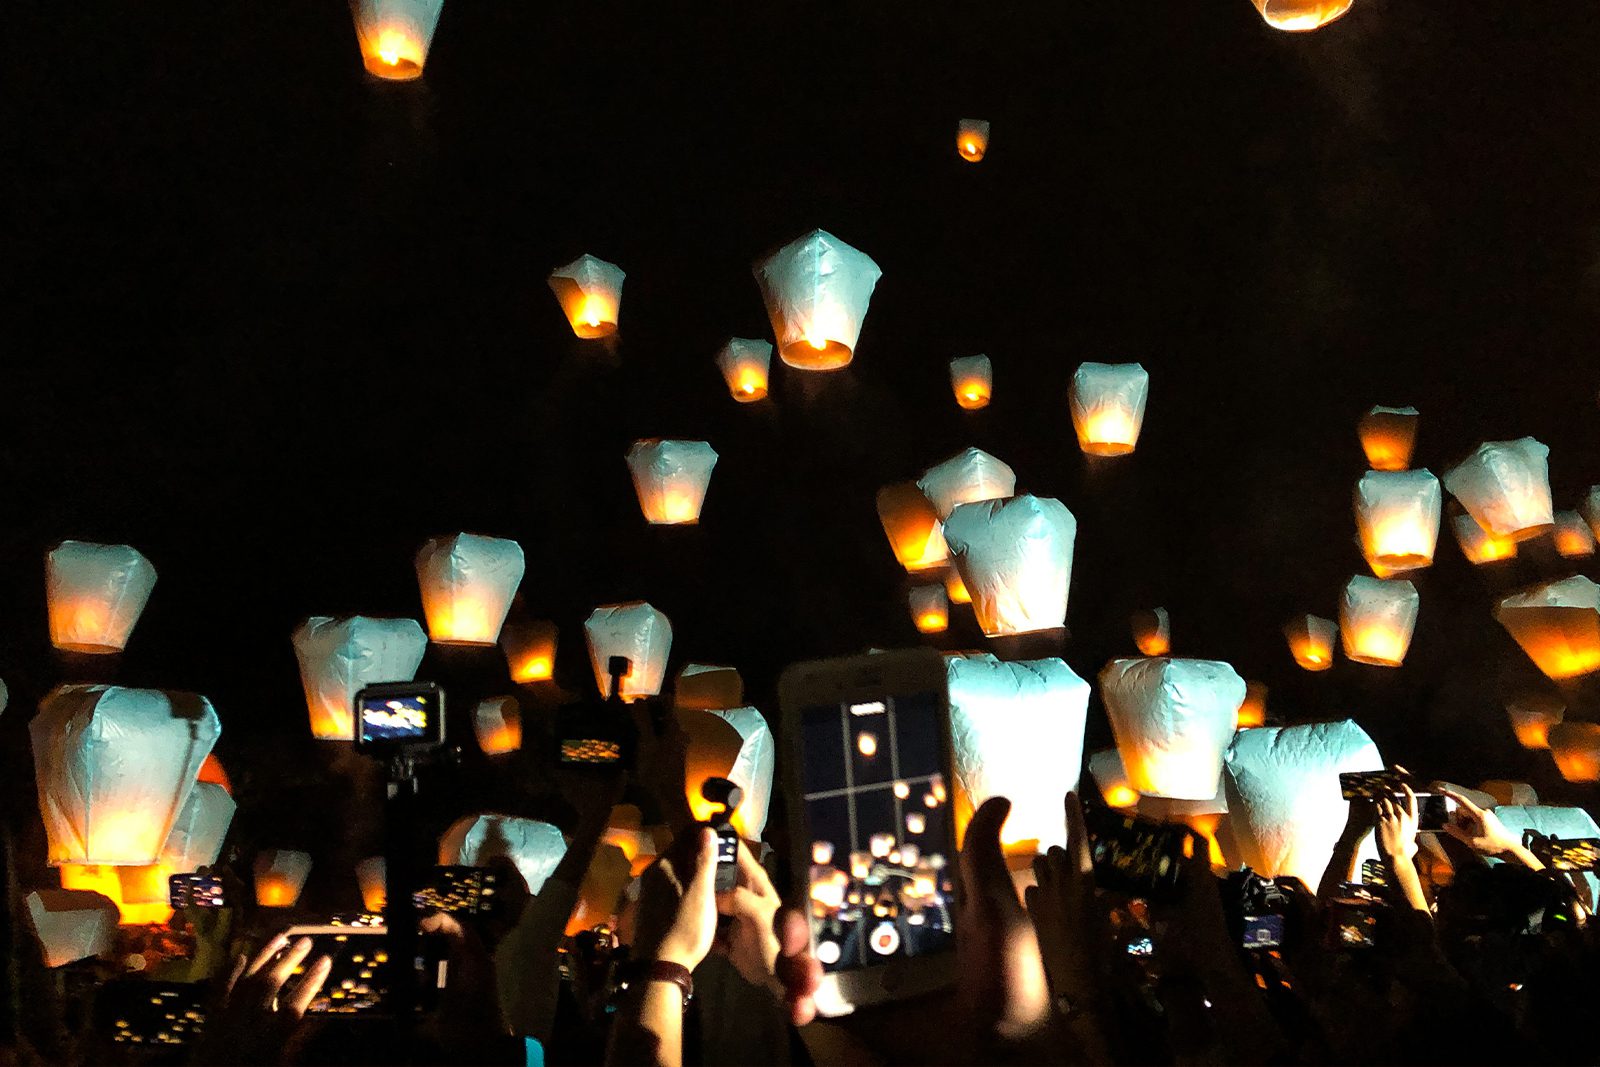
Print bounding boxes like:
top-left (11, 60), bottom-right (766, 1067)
top-left (1237, 681), bottom-right (1268, 729)
top-left (584, 601), bottom-right (672, 701)
top-left (1494, 575), bottom-right (1600, 681)
top-left (439, 815), bottom-right (566, 895)
top-left (752, 228), bottom-right (882, 371)
top-left (501, 619), bottom-right (557, 684)
top-left (1284, 614), bottom-right (1337, 671)
top-left (1506, 693), bottom-right (1563, 749)
top-left (1356, 405), bottom-right (1418, 471)
top-left (350, 0), bottom-right (444, 81)
top-left (93, 781), bottom-right (237, 921)
top-left (1548, 724), bottom-right (1600, 784)
top-left (1552, 511), bottom-right (1596, 559)
top-left (26, 890), bottom-right (119, 968)
top-left (254, 850), bottom-right (313, 908)
top-left (1451, 510), bottom-right (1517, 564)
top-left (917, 447), bottom-right (1017, 520)
top-left (909, 584), bottom-right (949, 634)
top-left (944, 495), bottom-right (1077, 637)
top-left (1088, 749), bottom-right (1141, 809)
top-left (1355, 469), bottom-right (1441, 574)
top-left (944, 569), bottom-right (971, 605)
top-left (949, 355), bottom-right (993, 409)
top-left (1100, 657), bottom-right (1245, 800)
top-left (1250, 0), bottom-right (1353, 32)
top-left (1443, 438), bottom-right (1554, 542)
top-left (678, 705), bottom-right (774, 839)
top-left (292, 615), bottom-right (427, 740)
top-left (876, 482), bottom-right (949, 571)
top-left (715, 338), bottom-right (773, 402)
top-left (956, 118), bottom-right (991, 162)
top-left (474, 696), bottom-right (522, 755)
top-left (1131, 607), bottom-right (1171, 656)
top-left (45, 541), bottom-right (157, 654)
top-left (1069, 362), bottom-right (1149, 457)
top-left (356, 857), bottom-right (386, 913)
top-left (415, 532), bottom-right (525, 645)
top-left (548, 254), bottom-right (625, 339)
top-left (57, 864), bottom-right (167, 926)
top-left (626, 439), bottom-right (719, 525)
top-left (1339, 576), bottom-right (1420, 667)
top-left (674, 663), bottom-right (744, 711)
top-left (198, 753), bottom-right (232, 794)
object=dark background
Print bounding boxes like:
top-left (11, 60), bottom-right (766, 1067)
top-left (2, 1), bottom-right (1597, 905)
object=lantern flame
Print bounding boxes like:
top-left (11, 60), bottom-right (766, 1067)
top-left (1251, 0), bottom-right (1354, 31)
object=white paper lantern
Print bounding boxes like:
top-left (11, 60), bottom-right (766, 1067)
top-left (584, 601), bottom-right (673, 700)
top-left (26, 890), bottom-right (119, 968)
top-left (548, 254), bottom-right (625, 338)
top-left (1069, 362), bottom-right (1149, 457)
top-left (715, 337), bottom-right (773, 402)
top-left (752, 228), bottom-right (882, 371)
top-left (1506, 693), bottom-right (1564, 749)
top-left (908, 584), bottom-right (949, 634)
top-left (1552, 511), bottom-right (1596, 559)
top-left (1356, 405), bottom-right (1418, 471)
top-left (916, 447), bottom-right (1016, 521)
top-left (1283, 614), bottom-right (1337, 671)
top-left (160, 782), bottom-right (235, 873)
top-left (876, 482), bottom-right (950, 571)
top-left (1451, 510), bottom-right (1518, 564)
top-left (679, 705), bottom-right (775, 839)
top-left (1099, 657), bottom-right (1245, 801)
top-left (350, 0), bottom-right (444, 81)
top-left (1131, 607), bottom-right (1171, 656)
top-left (1478, 780), bottom-right (1538, 807)
top-left (474, 696), bottom-right (522, 755)
top-left (1354, 469), bottom-right (1441, 573)
top-left (254, 849), bottom-right (313, 908)
top-left (1339, 575), bottom-right (1420, 667)
top-left (1442, 438), bottom-right (1554, 542)
top-left (673, 663), bottom-right (744, 711)
top-left (415, 532), bottom-right (525, 646)
top-left (1495, 575), bottom-right (1600, 681)
top-left (292, 615), bottom-right (428, 740)
top-left (45, 540), bottom-right (157, 654)
top-left (356, 856), bottom-right (387, 913)
top-left (956, 118), bottom-right (991, 162)
top-left (625, 439), bottom-right (719, 525)
top-left (1548, 724), bottom-right (1600, 783)
top-left (1251, 0), bottom-right (1353, 32)
top-left (439, 814), bottom-right (567, 895)
top-left (1491, 805), bottom-right (1600, 899)
top-left (944, 495), bottom-right (1076, 637)
top-left (949, 355), bottom-right (992, 409)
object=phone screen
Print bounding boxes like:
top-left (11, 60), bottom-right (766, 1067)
top-left (168, 873), bottom-right (226, 908)
top-left (800, 692), bottom-right (956, 973)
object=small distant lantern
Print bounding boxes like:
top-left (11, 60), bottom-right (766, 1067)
top-left (474, 696), bottom-right (522, 755)
top-left (1087, 749), bottom-right (1140, 809)
top-left (1452, 511), bottom-right (1518, 564)
top-left (949, 355), bottom-right (993, 409)
top-left (1506, 694), bottom-right (1564, 749)
top-left (876, 483), bottom-right (949, 571)
top-left (584, 601), bottom-right (673, 701)
top-left (1494, 575), bottom-right (1600, 681)
top-left (1356, 405), bottom-right (1419, 471)
top-left (1552, 511), bottom-right (1596, 559)
top-left (1100, 657), bottom-right (1245, 800)
top-left (1284, 614), bottom-right (1338, 671)
top-left (548, 254), bottom-right (625, 339)
top-left (956, 119), bottom-right (991, 162)
top-left (1237, 681), bottom-right (1268, 729)
top-left (351, 0), bottom-right (444, 81)
top-left (1354, 469), bottom-right (1441, 574)
top-left (1548, 723), bottom-right (1600, 784)
top-left (944, 495), bottom-right (1077, 637)
top-left (909, 585), bottom-right (949, 634)
top-left (943, 569), bottom-right (971, 605)
top-left (752, 228), bottom-right (882, 371)
top-left (501, 619), bottom-right (558, 684)
top-left (679, 705), bottom-right (775, 840)
top-left (1443, 438), bottom-right (1554, 542)
top-left (440, 814), bottom-right (567, 895)
top-left (916, 447), bottom-right (1016, 520)
top-left (674, 663), bottom-right (744, 711)
top-left (1131, 608), bottom-right (1171, 656)
top-left (1069, 362), bottom-right (1149, 457)
top-left (1339, 576), bottom-right (1420, 667)
top-left (356, 857), bottom-right (386, 913)
top-left (292, 616), bottom-right (428, 740)
top-left (415, 532), bottom-right (525, 645)
top-left (45, 541), bottom-right (157, 654)
top-left (625, 439), bottom-right (719, 525)
top-left (1250, 0), bottom-right (1353, 32)
top-left (715, 338), bottom-right (773, 402)
top-left (254, 850), bottom-right (313, 908)
top-left (26, 890), bottom-right (119, 968)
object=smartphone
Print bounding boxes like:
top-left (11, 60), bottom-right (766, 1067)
top-left (1241, 913), bottom-right (1284, 950)
top-left (168, 872), bottom-right (226, 908)
top-left (1360, 859), bottom-right (1388, 887)
top-left (1416, 793), bottom-right (1456, 833)
top-left (780, 649), bottom-right (957, 1016)
top-left (1526, 836), bottom-right (1600, 872)
top-left (1339, 770), bottom-right (1415, 800)
top-left (353, 682), bottom-right (445, 752)
top-left (281, 926), bottom-right (447, 1015)
top-left (97, 980), bottom-right (207, 1048)
top-left (1328, 887), bottom-right (1382, 949)
top-left (1083, 807), bottom-right (1193, 901)
top-left (412, 865), bottom-right (503, 917)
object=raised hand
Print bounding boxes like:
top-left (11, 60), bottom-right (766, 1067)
top-left (1375, 784), bottom-right (1420, 861)
top-left (957, 797), bottom-right (1051, 1043)
top-left (198, 933), bottom-right (332, 1066)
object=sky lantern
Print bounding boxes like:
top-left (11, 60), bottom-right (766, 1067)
top-left (1283, 614), bottom-right (1337, 671)
top-left (501, 619), bottom-right (557, 684)
top-left (944, 495), bottom-right (1077, 637)
top-left (1250, 0), bottom-right (1353, 32)
top-left (548, 254), bottom-right (625, 338)
top-left (31, 686), bottom-right (219, 867)
top-left (625, 439), bottom-right (719, 525)
top-left (292, 616), bottom-right (427, 741)
top-left (439, 815), bottom-right (567, 895)
top-left (909, 585), bottom-right (949, 634)
top-left (415, 533), bottom-right (525, 646)
top-left (1068, 362), bottom-right (1149, 457)
top-left (1356, 405), bottom-right (1418, 471)
top-left (876, 482), bottom-right (949, 572)
top-left (679, 705), bottom-right (775, 840)
top-left (1100, 657), bottom-right (1245, 800)
top-left (956, 118), bottom-right (991, 162)
top-left (943, 569), bottom-right (971, 605)
top-left (715, 338), bottom-right (772, 402)
top-left (1131, 607), bottom-right (1171, 656)
top-left (1443, 438), bottom-right (1554, 542)
top-left (1237, 681), bottom-right (1268, 729)
top-left (949, 355), bottom-right (992, 409)
top-left (1552, 511), bottom-right (1596, 559)
top-left (1355, 469), bottom-right (1441, 574)
top-left (350, 0), bottom-right (444, 81)
top-left (56, 865), bottom-right (169, 926)
top-left (753, 228), bottom-right (882, 371)
top-left (26, 891), bottom-right (119, 968)
top-left (160, 781), bottom-right (235, 875)
top-left (1494, 575), bottom-right (1600, 681)
top-left (1087, 749), bottom-right (1141, 809)
top-left (1506, 693), bottom-right (1563, 749)
top-left (254, 850), bottom-right (312, 908)
top-left (1478, 780), bottom-right (1538, 807)
top-left (474, 696), bottom-right (522, 755)
top-left (1585, 486), bottom-right (1600, 539)
top-left (45, 540), bottom-right (157, 654)
top-left (1339, 576), bottom-right (1420, 667)
top-left (356, 857), bottom-right (386, 913)
top-left (917, 447), bottom-right (1017, 520)
top-left (584, 601), bottom-right (672, 701)
top-left (566, 844), bottom-right (633, 936)
top-left (1451, 510), bottom-right (1517, 564)
top-left (1548, 724), bottom-right (1600, 784)
top-left (674, 663), bottom-right (744, 712)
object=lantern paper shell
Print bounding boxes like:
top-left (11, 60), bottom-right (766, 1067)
top-left (917, 447), bottom-right (1016, 521)
top-left (1087, 749), bottom-right (1140, 809)
top-left (956, 118), bottom-right (991, 162)
top-left (502, 620), bottom-right (557, 684)
top-left (1552, 511), bottom-right (1596, 559)
top-left (944, 569), bottom-right (971, 604)
top-left (356, 857), bottom-right (386, 913)
top-left (944, 495), bottom-right (1077, 637)
top-left (1069, 362), bottom-right (1149, 457)
top-left (1549, 722), bottom-right (1600, 783)
top-left (548, 254), bottom-right (625, 338)
top-left (1099, 657), bottom-right (1245, 800)
top-left (1357, 405), bottom-right (1419, 471)
top-left (474, 696), bottom-right (522, 755)
top-left (1237, 681), bottom-right (1268, 729)
top-left (1223, 720), bottom-right (1382, 886)
top-left (31, 685), bottom-right (220, 866)
top-left (876, 482), bottom-right (949, 571)
top-left (949, 355), bottom-right (993, 409)
top-left (1586, 486), bottom-right (1600, 539)
top-left (1251, 0), bottom-right (1353, 32)
top-left (292, 615), bottom-right (428, 740)
top-left (1131, 607), bottom-right (1171, 656)
top-left (626, 439), bottom-right (719, 525)
top-left (602, 805), bottom-right (663, 877)
top-left (679, 706), bottom-right (774, 839)
top-left (584, 602), bottom-right (672, 701)
top-left (1506, 694), bottom-right (1564, 749)
top-left (752, 228), bottom-right (882, 371)
top-left (439, 815), bottom-right (567, 896)
top-left (46, 541), bottom-right (157, 654)
top-left (715, 338), bottom-right (773, 402)
top-left (254, 850), bottom-right (312, 908)
top-left (1495, 576), bottom-right (1600, 681)
top-left (1284, 614), bottom-right (1338, 671)
top-left (1452, 511), bottom-right (1518, 564)
top-left (1492, 805), bottom-right (1600, 900)
top-left (1478, 780), bottom-right (1538, 807)
top-left (351, 0), bottom-right (443, 81)
top-left (946, 655), bottom-right (1089, 852)
top-left (1339, 576), bottom-right (1420, 667)
top-left (416, 533), bottom-right (525, 645)
top-left (909, 585), bottom-right (949, 634)
top-left (674, 663), bottom-right (744, 711)
top-left (26, 890), bottom-right (119, 968)
top-left (58, 864), bottom-right (167, 926)
top-left (1354, 469), bottom-right (1441, 573)
top-left (161, 782), bottom-right (235, 873)
top-left (566, 843), bottom-right (633, 936)
top-left (1443, 438), bottom-right (1554, 542)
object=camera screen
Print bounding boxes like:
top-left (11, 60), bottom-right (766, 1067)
top-left (358, 692), bottom-right (433, 744)
top-left (168, 873), bottom-right (225, 909)
top-left (801, 693), bottom-right (956, 973)
top-left (413, 866), bottom-right (501, 917)
top-left (1241, 913), bottom-right (1284, 949)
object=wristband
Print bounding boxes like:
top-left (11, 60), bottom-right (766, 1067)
top-left (613, 959), bottom-right (694, 1011)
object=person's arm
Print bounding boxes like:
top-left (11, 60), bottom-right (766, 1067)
top-left (713, 840), bottom-right (821, 1025)
top-left (1319, 798), bottom-right (1375, 903)
top-left (1437, 789), bottom-right (1544, 871)
top-left (1375, 787), bottom-right (1429, 914)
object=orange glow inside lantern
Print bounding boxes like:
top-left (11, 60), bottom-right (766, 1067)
top-left (356, 858), bottom-right (386, 913)
top-left (1284, 615), bottom-right (1337, 671)
top-left (1549, 723), bottom-right (1600, 784)
top-left (1068, 362), bottom-right (1149, 457)
top-left (502, 620), bottom-right (557, 684)
top-left (253, 851), bottom-right (312, 909)
top-left (876, 483), bottom-right (949, 571)
top-left (1354, 470), bottom-right (1441, 574)
top-left (1180, 814), bottom-right (1228, 869)
top-left (1506, 695), bottom-right (1563, 749)
top-left (944, 570), bottom-right (971, 604)
top-left (1495, 578), bottom-right (1600, 681)
top-left (198, 754), bottom-right (232, 794)
top-left (366, 28), bottom-right (424, 79)
top-left (1237, 682), bottom-right (1268, 729)
top-left (949, 355), bottom-right (992, 410)
top-left (565, 844), bottom-right (633, 936)
top-left (474, 697), bottom-right (522, 756)
top-left (1553, 512), bottom-right (1596, 559)
top-left (1131, 607), bottom-right (1171, 656)
top-left (1357, 405), bottom-right (1418, 471)
top-left (956, 119), bottom-right (990, 162)
top-left (59, 864), bottom-right (173, 926)
top-left (45, 542), bottom-right (157, 654)
top-left (256, 878), bottom-right (300, 908)
top-left (548, 255), bottom-right (626, 339)
top-left (909, 585), bottom-right (949, 634)
top-left (716, 339), bottom-right (772, 403)
top-left (1251, 0), bottom-right (1353, 32)
top-left (1452, 512), bottom-right (1517, 564)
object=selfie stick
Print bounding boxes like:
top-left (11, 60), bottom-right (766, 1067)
top-left (383, 750), bottom-right (422, 1023)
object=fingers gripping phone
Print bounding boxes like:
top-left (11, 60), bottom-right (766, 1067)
top-left (780, 649), bottom-right (957, 1017)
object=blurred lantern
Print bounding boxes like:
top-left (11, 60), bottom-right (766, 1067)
top-left (1451, 510), bottom-right (1517, 564)
top-left (1354, 469), bottom-right (1441, 574)
top-left (917, 447), bottom-right (1016, 521)
top-left (1339, 576), bottom-right (1420, 667)
top-left (566, 843), bottom-right (632, 936)
top-left (1548, 723), bottom-right (1600, 783)
top-left (946, 655), bottom-right (1089, 854)
top-left (949, 355), bottom-right (993, 410)
top-left (292, 615), bottom-right (428, 740)
top-left (1283, 614), bottom-right (1337, 671)
top-left (1131, 607), bottom-right (1171, 656)
top-left (1495, 576), bottom-right (1600, 680)
top-left (548, 254), bottom-right (625, 339)
top-left (1506, 693), bottom-right (1564, 749)
top-left (944, 495), bottom-right (1077, 637)
top-left (31, 686), bottom-right (220, 866)
top-left (584, 601), bottom-right (673, 701)
top-left (1100, 657), bottom-right (1246, 800)
top-left (876, 482), bottom-right (950, 571)
top-left (944, 569), bottom-right (971, 605)
top-left (1443, 438), bottom-right (1554, 542)
top-left (956, 118), bottom-right (991, 162)
top-left (1224, 720), bottom-right (1382, 886)
top-left (1249, 0), bottom-right (1353, 32)
top-left (198, 753), bottom-right (232, 794)
top-left (1586, 486), bottom-right (1600, 539)
top-left (1478, 780), bottom-right (1538, 807)
top-left (602, 805), bottom-right (665, 878)
top-left (350, 0), bottom-right (444, 81)
top-left (57, 865), bottom-right (168, 926)
top-left (474, 696), bottom-right (522, 755)
top-left (909, 585), bottom-right (949, 634)
top-left (625, 439), bottom-right (719, 525)
top-left (679, 705), bottom-right (774, 839)
top-left (1237, 681), bottom-right (1268, 729)
top-left (674, 663), bottom-right (744, 711)
top-left (439, 815), bottom-right (567, 895)
top-left (501, 619), bottom-right (557, 684)
top-left (1068, 362), bottom-right (1149, 457)
top-left (45, 541), bottom-right (157, 654)
top-left (1087, 749), bottom-right (1140, 809)
top-left (715, 338), bottom-right (773, 402)
top-left (356, 857), bottom-right (386, 913)
top-left (752, 228), bottom-right (882, 371)
top-left (1356, 405), bottom-right (1419, 471)
top-left (415, 533), bottom-right (525, 645)
top-left (26, 890), bottom-right (119, 968)
top-left (161, 781), bottom-right (235, 875)
top-left (1552, 511), bottom-right (1596, 559)
top-left (254, 850), bottom-right (313, 908)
